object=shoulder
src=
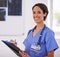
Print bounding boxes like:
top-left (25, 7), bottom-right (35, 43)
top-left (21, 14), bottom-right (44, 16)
top-left (27, 26), bottom-right (36, 35)
top-left (27, 29), bottom-right (32, 35)
top-left (45, 26), bottom-right (55, 41)
top-left (45, 26), bottom-right (54, 35)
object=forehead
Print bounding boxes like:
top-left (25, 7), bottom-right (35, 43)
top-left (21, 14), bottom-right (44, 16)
top-left (33, 6), bottom-right (42, 11)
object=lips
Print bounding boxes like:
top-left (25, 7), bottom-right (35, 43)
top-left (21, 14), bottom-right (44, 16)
top-left (34, 17), bottom-right (40, 20)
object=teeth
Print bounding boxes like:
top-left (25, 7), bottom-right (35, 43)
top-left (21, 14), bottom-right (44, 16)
top-left (35, 18), bottom-right (38, 19)
top-left (35, 17), bottom-right (38, 18)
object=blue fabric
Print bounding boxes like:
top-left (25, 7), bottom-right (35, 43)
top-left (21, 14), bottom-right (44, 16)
top-left (23, 25), bottom-right (59, 57)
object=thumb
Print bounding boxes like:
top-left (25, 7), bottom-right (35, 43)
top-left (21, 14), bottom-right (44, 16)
top-left (19, 51), bottom-right (22, 55)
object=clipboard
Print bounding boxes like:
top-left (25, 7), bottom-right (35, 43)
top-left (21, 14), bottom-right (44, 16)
top-left (2, 40), bottom-right (22, 57)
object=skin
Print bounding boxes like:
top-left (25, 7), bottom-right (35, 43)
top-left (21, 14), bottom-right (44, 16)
top-left (45, 50), bottom-right (54, 57)
top-left (19, 51), bottom-right (30, 57)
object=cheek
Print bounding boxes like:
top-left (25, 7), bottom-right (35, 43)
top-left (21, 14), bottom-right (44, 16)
top-left (33, 15), bottom-right (35, 18)
top-left (39, 15), bottom-right (44, 20)
top-left (33, 14), bottom-right (44, 21)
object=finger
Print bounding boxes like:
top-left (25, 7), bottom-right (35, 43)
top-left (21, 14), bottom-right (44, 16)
top-left (10, 39), bottom-right (17, 45)
top-left (10, 39), bottom-right (13, 42)
top-left (19, 51), bottom-right (22, 55)
top-left (22, 51), bottom-right (25, 54)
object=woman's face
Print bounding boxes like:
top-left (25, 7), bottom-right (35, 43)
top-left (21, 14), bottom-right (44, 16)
top-left (32, 6), bottom-right (46, 24)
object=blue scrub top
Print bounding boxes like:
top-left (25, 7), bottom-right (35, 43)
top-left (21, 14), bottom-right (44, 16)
top-left (23, 25), bottom-right (58, 57)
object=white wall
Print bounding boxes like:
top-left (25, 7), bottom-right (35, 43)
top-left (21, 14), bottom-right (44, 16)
top-left (0, 0), bottom-right (25, 57)
top-left (0, 2), bottom-right (25, 36)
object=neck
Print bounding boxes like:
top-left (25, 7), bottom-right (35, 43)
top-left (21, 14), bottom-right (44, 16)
top-left (36, 22), bottom-right (44, 30)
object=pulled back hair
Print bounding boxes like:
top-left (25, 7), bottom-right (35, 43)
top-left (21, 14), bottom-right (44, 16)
top-left (32, 3), bottom-right (48, 21)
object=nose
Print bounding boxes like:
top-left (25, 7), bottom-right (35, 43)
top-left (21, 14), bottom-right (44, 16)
top-left (34, 13), bottom-right (38, 17)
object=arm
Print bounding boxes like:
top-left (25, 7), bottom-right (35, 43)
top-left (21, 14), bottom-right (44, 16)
top-left (45, 50), bottom-right (54, 57)
top-left (19, 51), bottom-right (30, 57)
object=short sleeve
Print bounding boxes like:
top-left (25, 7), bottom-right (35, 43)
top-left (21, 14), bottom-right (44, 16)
top-left (45, 31), bottom-right (59, 52)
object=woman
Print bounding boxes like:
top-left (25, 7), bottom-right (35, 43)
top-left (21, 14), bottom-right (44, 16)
top-left (11, 3), bottom-right (58, 57)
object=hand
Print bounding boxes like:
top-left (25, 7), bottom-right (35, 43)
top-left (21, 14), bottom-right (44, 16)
top-left (10, 39), bottom-right (17, 46)
top-left (45, 56), bottom-right (48, 57)
top-left (19, 51), bottom-right (30, 57)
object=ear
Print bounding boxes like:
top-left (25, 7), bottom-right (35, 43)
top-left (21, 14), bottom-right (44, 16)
top-left (44, 13), bottom-right (47, 17)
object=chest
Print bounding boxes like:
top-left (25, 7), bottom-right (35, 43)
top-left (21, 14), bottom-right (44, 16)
top-left (32, 28), bottom-right (41, 38)
top-left (27, 30), bottom-right (46, 47)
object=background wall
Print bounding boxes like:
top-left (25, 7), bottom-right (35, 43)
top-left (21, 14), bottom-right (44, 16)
top-left (0, 0), bottom-right (59, 57)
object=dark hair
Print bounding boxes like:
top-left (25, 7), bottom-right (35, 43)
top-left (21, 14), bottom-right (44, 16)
top-left (32, 3), bottom-right (48, 21)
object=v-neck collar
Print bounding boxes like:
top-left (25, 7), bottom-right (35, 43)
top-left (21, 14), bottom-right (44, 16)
top-left (31, 25), bottom-right (46, 38)
top-left (31, 26), bottom-right (42, 38)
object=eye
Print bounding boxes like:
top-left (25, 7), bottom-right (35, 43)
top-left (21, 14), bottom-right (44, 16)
top-left (37, 11), bottom-right (41, 14)
top-left (33, 11), bottom-right (36, 14)
top-left (33, 11), bottom-right (41, 14)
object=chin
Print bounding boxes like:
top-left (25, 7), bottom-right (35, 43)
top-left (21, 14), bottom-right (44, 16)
top-left (35, 22), bottom-right (40, 24)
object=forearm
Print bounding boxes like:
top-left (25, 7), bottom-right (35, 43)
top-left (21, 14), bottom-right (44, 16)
top-left (45, 50), bottom-right (54, 57)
